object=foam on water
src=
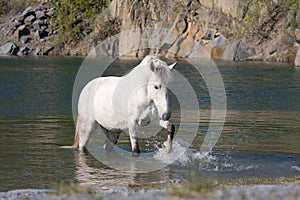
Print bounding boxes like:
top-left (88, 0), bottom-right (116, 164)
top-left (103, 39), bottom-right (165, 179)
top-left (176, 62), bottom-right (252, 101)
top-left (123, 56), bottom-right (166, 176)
top-left (154, 139), bottom-right (257, 173)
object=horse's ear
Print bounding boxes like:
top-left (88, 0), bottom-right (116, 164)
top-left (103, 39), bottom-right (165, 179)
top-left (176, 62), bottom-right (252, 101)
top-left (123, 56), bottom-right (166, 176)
top-left (150, 61), bottom-right (156, 72)
top-left (169, 62), bottom-right (176, 71)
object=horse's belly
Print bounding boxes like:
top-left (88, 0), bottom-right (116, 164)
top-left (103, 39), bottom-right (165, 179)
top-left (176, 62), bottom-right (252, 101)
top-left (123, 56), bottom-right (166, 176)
top-left (93, 77), bottom-right (128, 131)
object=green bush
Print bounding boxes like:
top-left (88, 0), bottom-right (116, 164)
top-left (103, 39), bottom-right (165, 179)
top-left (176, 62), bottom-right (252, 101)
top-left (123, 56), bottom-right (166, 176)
top-left (241, 0), bottom-right (300, 41)
top-left (52, 0), bottom-right (108, 45)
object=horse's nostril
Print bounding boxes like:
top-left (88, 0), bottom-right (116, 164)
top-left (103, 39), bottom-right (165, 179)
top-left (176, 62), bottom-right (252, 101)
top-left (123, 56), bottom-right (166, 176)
top-left (162, 112), bottom-right (171, 121)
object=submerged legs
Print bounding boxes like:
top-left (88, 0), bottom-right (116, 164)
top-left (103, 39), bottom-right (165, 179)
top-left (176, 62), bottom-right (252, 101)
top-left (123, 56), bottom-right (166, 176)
top-left (160, 120), bottom-right (175, 153)
top-left (129, 120), bottom-right (140, 156)
top-left (103, 130), bottom-right (120, 151)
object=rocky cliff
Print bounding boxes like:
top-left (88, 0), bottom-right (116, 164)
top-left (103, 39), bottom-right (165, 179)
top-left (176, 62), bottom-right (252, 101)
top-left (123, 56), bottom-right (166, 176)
top-left (105, 0), bottom-right (300, 63)
top-left (0, 0), bottom-right (299, 65)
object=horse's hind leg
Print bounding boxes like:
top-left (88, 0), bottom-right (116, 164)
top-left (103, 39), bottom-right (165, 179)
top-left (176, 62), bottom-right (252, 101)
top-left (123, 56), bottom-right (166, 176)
top-left (159, 120), bottom-right (175, 153)
top-left (78, 119), bottom-right (97, 151)
top-left (103, 131), bottom-right (120, 151)
top-left (128, 120), bottom-right (140, 156)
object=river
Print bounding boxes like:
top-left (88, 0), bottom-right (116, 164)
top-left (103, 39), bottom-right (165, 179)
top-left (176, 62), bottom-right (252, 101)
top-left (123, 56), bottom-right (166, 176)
top-left (0, 57), bottom-right (299, 192)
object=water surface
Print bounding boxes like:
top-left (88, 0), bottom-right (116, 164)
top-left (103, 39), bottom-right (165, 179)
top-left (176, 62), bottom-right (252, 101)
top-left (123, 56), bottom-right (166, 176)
top-left (0, 57), bottom-right (299, 192)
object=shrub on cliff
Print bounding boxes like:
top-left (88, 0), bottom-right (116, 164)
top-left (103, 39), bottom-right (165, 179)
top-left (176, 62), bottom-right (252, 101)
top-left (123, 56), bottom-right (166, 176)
top-left (242, 0), bottom-right (300, 41)
top-left (52, 0), bottom-right (108, 45)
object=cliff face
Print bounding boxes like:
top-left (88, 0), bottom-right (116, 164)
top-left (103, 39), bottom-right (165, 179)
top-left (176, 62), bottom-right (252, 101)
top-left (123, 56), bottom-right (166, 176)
top-left (0, 0), bottom-right (299, 65)
top-left (99, 0), bottom-right (299, 63)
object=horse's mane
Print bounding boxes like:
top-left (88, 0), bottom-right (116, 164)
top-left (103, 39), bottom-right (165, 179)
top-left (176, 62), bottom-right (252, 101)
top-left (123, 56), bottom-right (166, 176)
top-left (154, 62), bottom-right (173, 84)
top-left (141, 55), bottom-right (173, 84)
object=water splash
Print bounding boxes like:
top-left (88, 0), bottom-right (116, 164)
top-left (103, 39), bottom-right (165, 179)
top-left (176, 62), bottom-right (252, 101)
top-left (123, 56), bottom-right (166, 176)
top-left (154, 139), bottom-right (257, 172)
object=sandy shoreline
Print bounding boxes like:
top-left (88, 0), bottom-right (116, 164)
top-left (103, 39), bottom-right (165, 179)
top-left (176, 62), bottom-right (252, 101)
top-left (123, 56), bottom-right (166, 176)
top-left (1, 182), bottom-right (300, 200)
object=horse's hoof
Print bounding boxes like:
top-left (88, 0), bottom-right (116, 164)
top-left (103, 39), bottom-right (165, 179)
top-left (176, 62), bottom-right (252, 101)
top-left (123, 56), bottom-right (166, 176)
top-left (167, 124), bottom-right (175, 133)
top-left (132, 147), bottom-right (140, 157)
top-left (132, 152), bottom-right (140, 157)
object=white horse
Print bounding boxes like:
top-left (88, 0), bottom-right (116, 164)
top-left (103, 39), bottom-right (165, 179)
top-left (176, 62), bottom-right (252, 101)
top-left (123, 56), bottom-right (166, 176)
top-left (63, 55), bottom-right (176, 155)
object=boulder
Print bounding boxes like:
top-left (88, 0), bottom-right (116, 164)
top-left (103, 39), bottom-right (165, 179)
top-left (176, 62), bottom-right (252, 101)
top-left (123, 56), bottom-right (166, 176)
top-left (235, 41), bottom-right (255, 61)
top-left (22, 6), bottom-right (34, 17)
top-left (212, 35), bottom-right (227, 47)
top-left (223, 40), bottom-right (239, 60)
top-left (16, 15), bottom-right (25, 22)
top-left (18, 46), bottom-right (32, 56)
top-left (38, 29), bottom-right (49, 38)
top-left (24, 15), bottom-right (35, 24)
top-left (36, 10), bottom-right (45, 19)
top-left (14, 25), bottom-right (30, 38)
top-left (294, 48), bottom-right (300, 67)
top-left (46, 9), bottom-right (55, 17)
top-left (20, 36), bottom-right (32, 44)
top-left (12, 20), bottom-right (22, 29)
top-left (32, 20), bottom-right (41, 30)
top-left (43, 46), bottom-right (54, 55)
top-left (223, 40), bottom-right (255, 61)
top-left (0, 42), bottom-right (19, 55)
top-left (211, 45), bottom-right (227, 59)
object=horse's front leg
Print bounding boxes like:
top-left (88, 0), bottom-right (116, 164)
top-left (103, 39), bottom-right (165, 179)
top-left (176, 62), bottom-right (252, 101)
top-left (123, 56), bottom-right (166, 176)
top-left (159, 120), bottom-right (175, 153)
top-left (128, 120), bottom-right (140, 156)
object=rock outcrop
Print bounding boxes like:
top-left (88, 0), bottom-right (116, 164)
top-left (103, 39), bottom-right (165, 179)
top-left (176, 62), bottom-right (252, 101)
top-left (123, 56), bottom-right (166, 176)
top-left (0, 0), bottom-right (299, 66)
top-left (0, 42), bottom-right (19, 55)
top-left (0, 2), bottom-right (56, 56)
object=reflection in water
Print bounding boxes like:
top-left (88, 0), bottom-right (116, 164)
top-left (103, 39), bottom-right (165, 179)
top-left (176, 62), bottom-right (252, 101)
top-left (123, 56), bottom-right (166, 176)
top-left (74, 151), bottom-right (178, 192)
top-left (0, 57), bottom-right (299, 191)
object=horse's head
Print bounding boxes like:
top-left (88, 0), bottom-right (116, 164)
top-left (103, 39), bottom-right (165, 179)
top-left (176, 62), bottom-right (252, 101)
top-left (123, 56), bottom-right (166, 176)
top-left (146, 56), bottom-right (176, 121)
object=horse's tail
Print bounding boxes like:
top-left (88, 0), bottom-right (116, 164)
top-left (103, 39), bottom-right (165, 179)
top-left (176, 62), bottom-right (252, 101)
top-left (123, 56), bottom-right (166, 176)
top-left (60, 121), bottom-right (79, 150)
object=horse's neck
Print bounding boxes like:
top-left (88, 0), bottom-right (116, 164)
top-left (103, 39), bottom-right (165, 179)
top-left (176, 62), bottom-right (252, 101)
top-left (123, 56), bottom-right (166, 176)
top-left (123, 64), bottom-right (151, 87)
top-left (119, 64), bottom-right (152, 105)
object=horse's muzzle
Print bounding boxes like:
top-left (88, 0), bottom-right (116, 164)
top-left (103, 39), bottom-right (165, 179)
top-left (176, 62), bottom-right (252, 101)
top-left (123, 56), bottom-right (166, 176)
top-left (162, 112), bottom-right (171, 121)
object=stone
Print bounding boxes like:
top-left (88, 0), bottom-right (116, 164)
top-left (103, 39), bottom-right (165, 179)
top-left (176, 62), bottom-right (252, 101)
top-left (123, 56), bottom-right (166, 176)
top-left (39, 29), bottom-right (49, 38)
top-left (211, 45), bottom-right (227, 59)
top-left (16, 15), bottom-right (25, 22)
top-left (12, 20), bottom-right (22, 29)
top-left (22, 6), bottom-right (34, 17)
top-left (36, 10), bottom-right (45, 19)
top-left (24, 15), bottom-right (35, 24)
top-left (18, 46), bottom-right (32, 56)
top-left (43, 19), bottom-right (49, 25)
top-left (32, 20), bottom-right (41, 30)
top-left (212, 35), bottom-right (227, 47)
top-left (20, 36), bottom-right (32, 44)
top-left (34, 47), bottom-right (42, 55)
top-left (43, 46), bottom-right (54, 55)
top-left (294, 48), bottom-right (300, 67)
top-left (34, 5), bottom-right (44, 12)
top-left (0, 42), bottom-right (19, 55)
top-left (223, 40), bottom-right (239, 60)
top-left (268, 47), bottom-right (277, 55)
top-left (235, 41), bottom-right (255, 61)
top-left (46, 9), bottom-right (55, 17)
top-left (14, 25), bottom-right (30, 38)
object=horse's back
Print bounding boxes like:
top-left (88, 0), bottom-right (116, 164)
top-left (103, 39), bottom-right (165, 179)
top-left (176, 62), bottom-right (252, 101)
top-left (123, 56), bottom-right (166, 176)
top-left (78, 77), bottom-right (119, 119)
top-left (78, 76), bottom-right (125, 130)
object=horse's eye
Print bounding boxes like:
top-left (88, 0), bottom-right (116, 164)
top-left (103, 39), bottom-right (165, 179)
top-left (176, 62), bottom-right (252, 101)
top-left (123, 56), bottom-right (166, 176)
top-left (154, 85), bottom-right (159, 89)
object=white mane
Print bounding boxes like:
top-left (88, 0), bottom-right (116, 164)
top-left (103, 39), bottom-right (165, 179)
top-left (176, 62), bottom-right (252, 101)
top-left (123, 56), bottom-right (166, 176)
top-left (139, 55), bottom-right (173, 84)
